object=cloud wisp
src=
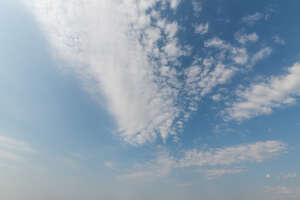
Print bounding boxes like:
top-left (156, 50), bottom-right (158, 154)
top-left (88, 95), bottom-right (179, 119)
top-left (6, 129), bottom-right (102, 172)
top-left (194, 23), bottom-right (209, 35)
top-left (225, 62), bottom-right (300, 121)
top-left (118, 140), bottom-right (286, 181)
top-left (202, 168), bottom-right (245, 180)
top-left (235, 32), bottom-right (259, 45)
top-left (0, 135), bottom-right (35, 161)
top-left (242, 12), bottom-right (264, 25)
top-left (177, 140), bottom-right (286, 167)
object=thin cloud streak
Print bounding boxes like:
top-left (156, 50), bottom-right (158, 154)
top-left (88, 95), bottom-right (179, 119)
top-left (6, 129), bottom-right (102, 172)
top-left (118, 140), bottom-right (286, 181)
top-left (0, 135), bottom-right (35, 161)
top-left (225, 62), bottom-right (300, 121)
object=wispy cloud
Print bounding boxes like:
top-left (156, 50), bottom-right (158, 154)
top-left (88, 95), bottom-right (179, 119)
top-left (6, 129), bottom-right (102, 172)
top-left (248, 47), bottom-right (272, 68)
top-left (225, 62), bottom-right (300, 121)
top-left (194, 23), bottom-right (209, 35)
top-left (235, 32), bottom-right (259, 45)
top-left (118, 141), bottom-right (286, 181)
top-left (178, 140), bottom-right (286, 167)
top-left (273, 35), bottom-right (286, 45)
top-left (242, 12), bottom-right (264, 25)
top-left (0, 135), bottom-right (35, 161)
top-left (192, 0), bottom-right (202, 13)
top-left (202, 168), bottom-right (245, 180)
top-left (0, 150), bottom-right (22, 161)
top-left (242, 7), bottom-right (275, 25)
top-left (117, 151), bottom-right (175, 181)
top-left (204, 37), bottom-right (267, 66)
top-left (0, 136), bottom-right (35, 153)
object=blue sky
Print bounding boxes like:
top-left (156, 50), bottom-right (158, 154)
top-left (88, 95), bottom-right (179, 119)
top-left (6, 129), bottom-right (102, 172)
top-left (1, 0), bottom-right (300, 199)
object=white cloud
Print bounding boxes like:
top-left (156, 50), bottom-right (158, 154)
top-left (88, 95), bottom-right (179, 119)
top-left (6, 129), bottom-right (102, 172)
top-left (203, 168), bottom-right (245, 180)
top-left (194, 23), bottom-right (209, 35)
top-left (23, 0), bottom-right (194, 145)
top-left (0, 150), bottom-right (21, 161)
top-left (235, 32), bottom-right (259, 45)
top-left (266, 173), bottom-right (271, 179)
top-left (212, 94), bottom-right (222, 102)
top-left (184, 61), bottom-right (237, 102)
top-left (104, 161), bottom-right (114, 169)
top-left (117, 151), bottom-right (175, 181)
top-left (225, 62), bottom-right (300, 121)
top-left (203, 37), bottom-right (271, 70)
top-left (178, 141), bottom-right (286, 167)
top-left (204, 37), bottom-right (249, 65)
top-left (0, 135), bottom-right (35, 161)
top-left (23, 0), bottom-right (276, 145)
top-left (169, 0), bottom-right (181, 9)
top-left (248, 47), bottom-right (272, 68)
top-left (242, 12), bottom-right (264, 25)
top-left (273, 36), bottom-right (286, 45)
top-left (181, 37), bottom-right (272, 114)
top-left (192, 0), bottom-right (202, 13)
top-left (204, 37), bottom-right (229, 49)
top-left (118, 141), bottom-right (286, 181)
top-left (0, 136), bottom-right (35, 153)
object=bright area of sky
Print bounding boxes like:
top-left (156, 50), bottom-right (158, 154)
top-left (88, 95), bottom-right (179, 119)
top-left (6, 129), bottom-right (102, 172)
top-left (1, 0), bottom-right (300, 199)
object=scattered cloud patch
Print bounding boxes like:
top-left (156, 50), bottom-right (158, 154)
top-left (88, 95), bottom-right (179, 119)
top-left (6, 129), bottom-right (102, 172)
top-left (248, 47), bottom-right (272, 68)
top-left (266, 173), bottom-right (271, 179)
top-left (192, 0), bottom-right (202, 13)
top-left (185, 62), bottom-right (237, 99)
top-left (225, 62), bottom-right (300, 121)
top-left (212, 94), bottom-right (222, 102)
top-left (117, 151), bottom-right (175, 181)
top-left (169, 0), bottom-right (181, 9)
top-left (194, 23), bottom-right (209, 35)
top-left (235, 32), bottom-right (259, 45)
top-left (178, 141), bottom-right (286, 167)
top-left (242, 12), bottom-right (264, 25)
top-left (118, 141), bottom-right (286, 181)
top-left (204, 37), bottom-right (249, 65)
top-left (104, 161), bottom-right (115, 169)
top-left (273, 35), bottom-right (286, 45)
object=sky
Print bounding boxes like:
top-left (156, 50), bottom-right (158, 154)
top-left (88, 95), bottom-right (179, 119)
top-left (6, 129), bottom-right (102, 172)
top-left (1, 0), bottom-right (300, 199)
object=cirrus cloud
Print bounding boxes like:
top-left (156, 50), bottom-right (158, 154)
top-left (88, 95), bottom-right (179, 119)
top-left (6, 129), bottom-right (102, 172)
top-left (23, 0), bottom-right (275, 145)
top-left (225, 62), bottom-right (300, 121)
